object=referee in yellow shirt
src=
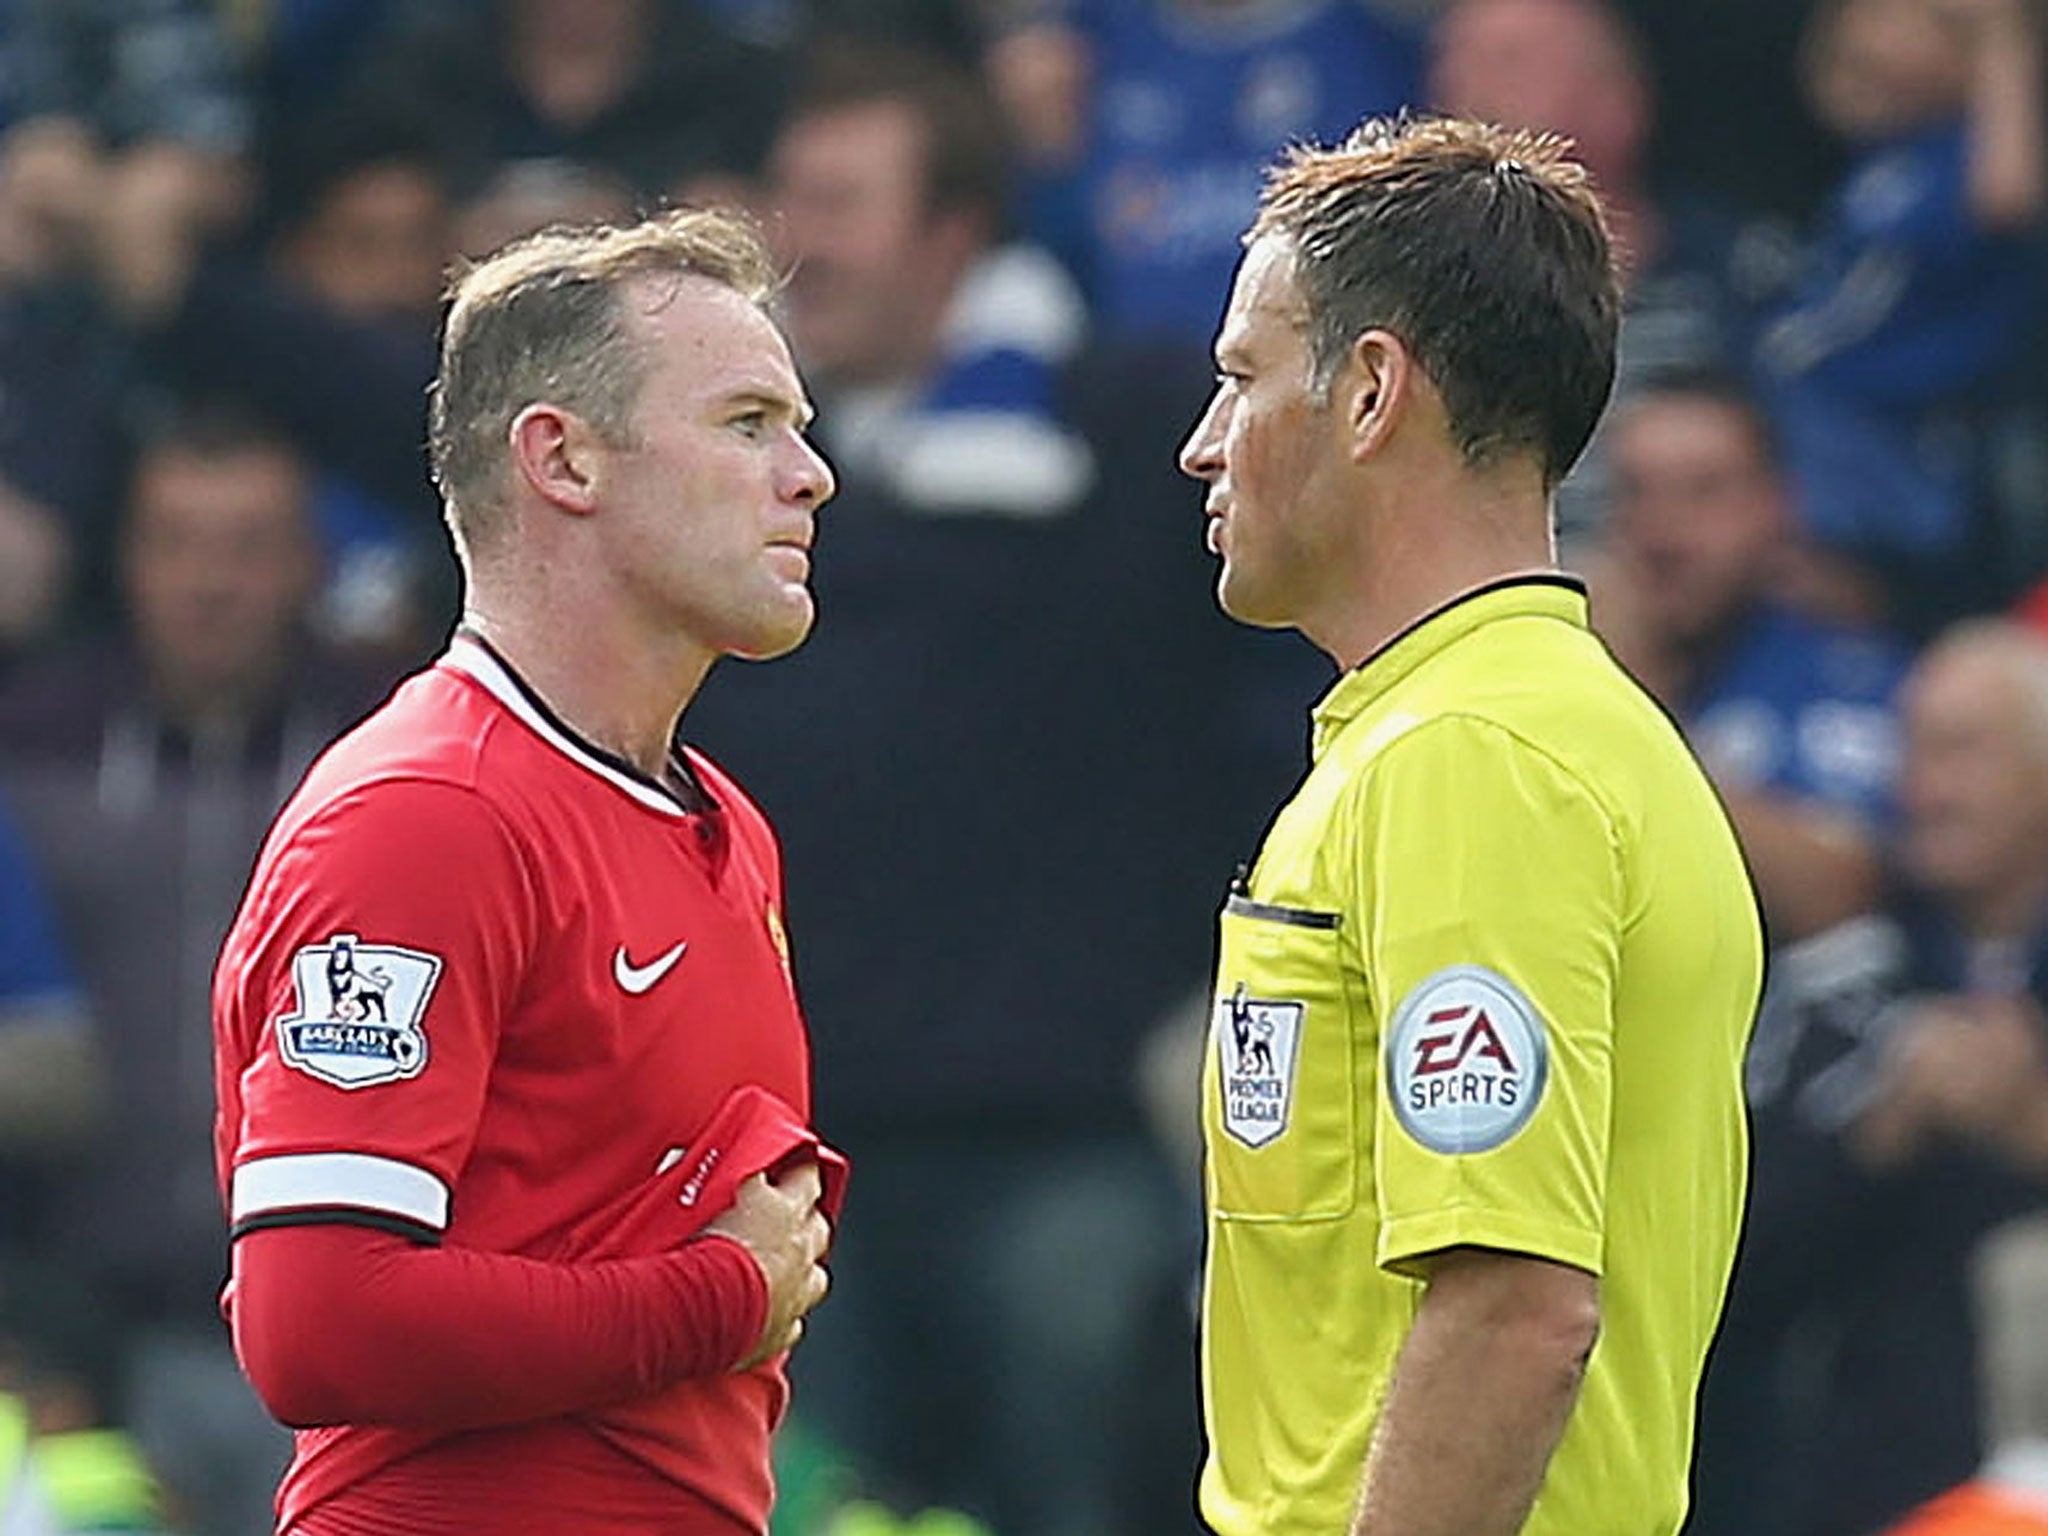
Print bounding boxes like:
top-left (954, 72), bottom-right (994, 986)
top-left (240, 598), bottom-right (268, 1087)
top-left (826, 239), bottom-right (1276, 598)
top-left (1178, 116), bottom-right (1762, 1536)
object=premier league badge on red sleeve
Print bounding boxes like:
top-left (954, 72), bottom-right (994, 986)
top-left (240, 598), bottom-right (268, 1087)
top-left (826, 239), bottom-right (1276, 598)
top-left (275, 932), bottom-right (443, 1089)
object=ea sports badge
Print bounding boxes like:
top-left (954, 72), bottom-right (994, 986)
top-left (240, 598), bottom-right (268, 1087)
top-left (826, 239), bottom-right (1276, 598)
top-left (1386, 965), bottom-right (1548, 1154)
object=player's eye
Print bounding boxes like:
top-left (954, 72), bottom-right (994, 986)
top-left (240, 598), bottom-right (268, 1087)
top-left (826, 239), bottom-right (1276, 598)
top-left (731, 411), bottom-right (769, 438)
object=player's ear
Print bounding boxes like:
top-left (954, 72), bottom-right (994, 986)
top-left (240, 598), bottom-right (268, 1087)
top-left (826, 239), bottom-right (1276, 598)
top-left (1341, 329), bottom-right (1413, 466)
top-left (508, 402), bottom-right (605, 518)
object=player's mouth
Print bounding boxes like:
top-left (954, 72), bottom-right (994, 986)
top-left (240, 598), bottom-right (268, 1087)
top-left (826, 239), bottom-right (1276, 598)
top-left (1204, 504), bottom-right (1229, 556)
top-left (767, 531), bottom-right (814, 577)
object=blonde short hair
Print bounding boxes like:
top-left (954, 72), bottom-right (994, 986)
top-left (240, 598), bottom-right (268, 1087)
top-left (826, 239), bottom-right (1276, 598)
top-left (429, 206), bottom-right (779, 558)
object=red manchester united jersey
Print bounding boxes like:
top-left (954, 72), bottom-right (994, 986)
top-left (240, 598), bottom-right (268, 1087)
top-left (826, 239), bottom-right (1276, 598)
top-left (213, 632), bottom-right (813, 1533)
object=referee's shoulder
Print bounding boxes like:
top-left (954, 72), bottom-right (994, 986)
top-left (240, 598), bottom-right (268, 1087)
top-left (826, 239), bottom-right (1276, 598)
top-left (1422, 634), bottom-right (1687, 805)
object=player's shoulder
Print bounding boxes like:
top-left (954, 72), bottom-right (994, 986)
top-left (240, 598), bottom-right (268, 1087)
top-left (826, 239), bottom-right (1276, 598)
top-left (291, 662), bottom-right (486, 793)
top-left (268, 662), bottom-right (531, 859)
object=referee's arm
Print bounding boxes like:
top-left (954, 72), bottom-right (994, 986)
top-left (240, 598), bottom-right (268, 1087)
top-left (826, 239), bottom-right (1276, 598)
top-left (1350, 1246), bottom-right (1600, 1536)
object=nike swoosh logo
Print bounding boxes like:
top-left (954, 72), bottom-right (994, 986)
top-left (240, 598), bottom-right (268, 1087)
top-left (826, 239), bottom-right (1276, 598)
top-left (613, 941), bottom-right (688, 995)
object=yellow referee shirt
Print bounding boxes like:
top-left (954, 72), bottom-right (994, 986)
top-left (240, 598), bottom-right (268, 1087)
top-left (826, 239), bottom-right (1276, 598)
top-left (1200, 577), bottom-right (1761, 1536)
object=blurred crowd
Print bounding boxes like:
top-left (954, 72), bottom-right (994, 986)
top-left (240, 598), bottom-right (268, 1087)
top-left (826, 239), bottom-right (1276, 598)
top-left (2, 0), bottom-right (2048, 1534)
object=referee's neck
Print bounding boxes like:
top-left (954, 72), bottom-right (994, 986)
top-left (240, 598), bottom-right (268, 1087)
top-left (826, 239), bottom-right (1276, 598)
top-left (1319, 532), bottom-right (1556, 673)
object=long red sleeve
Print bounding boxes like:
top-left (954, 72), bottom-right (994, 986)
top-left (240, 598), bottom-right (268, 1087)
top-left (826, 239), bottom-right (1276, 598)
top-left (231, 1224), bottom-right (768, 1431)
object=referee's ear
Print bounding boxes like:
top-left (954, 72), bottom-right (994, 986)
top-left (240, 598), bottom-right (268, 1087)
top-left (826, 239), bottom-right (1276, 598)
top-left (1342, 328), bottom-right (1418, 466)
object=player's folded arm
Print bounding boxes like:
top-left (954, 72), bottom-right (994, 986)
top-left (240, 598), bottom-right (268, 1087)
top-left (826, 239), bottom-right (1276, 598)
top-left (1352, 717), bottom-right (1623, 1284)
top-left (219, 780), bottom-right (769, 1429)
top-left (232, 1223), bottom-right (767, 1430)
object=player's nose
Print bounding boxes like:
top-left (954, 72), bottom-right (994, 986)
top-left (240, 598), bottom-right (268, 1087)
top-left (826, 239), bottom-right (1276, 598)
top-left (784, 433), bottom-right (836, 508)
top-left (1180, 392), bottom-right (1228, 483)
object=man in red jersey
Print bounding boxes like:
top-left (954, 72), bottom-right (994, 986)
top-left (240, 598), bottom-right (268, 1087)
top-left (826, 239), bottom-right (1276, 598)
top-left (211, 206), bottom-right (839, 1535)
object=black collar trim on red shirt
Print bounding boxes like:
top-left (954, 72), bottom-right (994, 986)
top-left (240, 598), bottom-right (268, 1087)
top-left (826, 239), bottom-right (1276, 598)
top-left (1348, 572), bottom-right (1588, 676)
top-left (441, 627), bottom-right (712, 820)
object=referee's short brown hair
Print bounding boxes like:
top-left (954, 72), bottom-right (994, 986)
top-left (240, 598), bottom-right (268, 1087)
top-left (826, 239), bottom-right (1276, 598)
top-left (1252, 115), bottom-right (1621, 490)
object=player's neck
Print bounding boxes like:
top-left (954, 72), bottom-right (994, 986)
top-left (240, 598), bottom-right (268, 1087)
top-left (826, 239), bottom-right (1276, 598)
top-left (460, 594), bottom-right (715, 780)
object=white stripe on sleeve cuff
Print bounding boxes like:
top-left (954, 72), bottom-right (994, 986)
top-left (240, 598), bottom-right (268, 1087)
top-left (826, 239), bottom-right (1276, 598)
top-left (231, 1152), bottom-right (450, 1231)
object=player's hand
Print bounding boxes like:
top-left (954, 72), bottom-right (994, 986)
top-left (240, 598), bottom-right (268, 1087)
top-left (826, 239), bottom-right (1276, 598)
top-left (705, 1162), bottom-right (831, 1371)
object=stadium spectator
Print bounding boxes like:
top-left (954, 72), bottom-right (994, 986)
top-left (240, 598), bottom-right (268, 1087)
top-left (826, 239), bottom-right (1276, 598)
top-left (1617, 0), bottom-right (1842, 220)
top-left (1696, 619), bottom-right (2048, 1536)
top-left (1431, 0), bottom-right (1776, 548)
top-left (0, 0), bottom-right (248, 160)
top-left (1, 1267), bottom-right (171, 1536)
top-left (0, 401), bottom-right (380, 1536)
top-left (76, 111), bottom-right (459, 667)
top-left (0, 35), bottom-right (129, 618)
top-left (451, 156), bottom-right (635, 262)
top-left (344, 0), bottom-right (789, 202)
top-left (0, 116), bottom-right (122, 565)
top-left (685, 39), bottom-right (1250, 1536)
top-left (987, 0), bottom-right (1422, 342)
top-left (0, 114), bottom-right (100, 293)
top-left (265, 115), bottom-right (449, 331)
top-left (0, 1388), bottom-right (58, 1536)
top-left (1754, 0), bottom-right (2044, 625)
top-left (0, 782), bottom-right (99, 1315)
top-left (0, 0), bottom-right (252, 341)
top-left (90, 115), bottom-right (442, 498)
top-left (0, 477), bottom-right (72, 681)
top-left (1858, 625), bottom-right (2048, 1178)
top-left (1594, 371), bottom-right (1908, 941)
top-left (0, 791), bottom-right (96, 1160)
top-left (256, 111), bottom-right (455, 654)
top-left (83, 129), bottom-right (665, 671)
top-left (770, 42), bottom-right (1094, 518)
top-left (1880, 1215), bottom-right (2048, 1534)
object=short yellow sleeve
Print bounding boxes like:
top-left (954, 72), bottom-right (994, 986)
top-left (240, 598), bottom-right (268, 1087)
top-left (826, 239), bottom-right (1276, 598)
top-left (1356, 715), bottom-right (1622, 1281)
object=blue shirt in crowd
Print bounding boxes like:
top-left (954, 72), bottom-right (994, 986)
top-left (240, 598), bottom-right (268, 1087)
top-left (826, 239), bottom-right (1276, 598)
top-left (1756, 122), bottom-right (2039, 559)
top-left (1682, 602), bottom-right (1910, 825)
top-left (0, 793), bottom-right (77, 1011)
top-left (1040, 0), bottom-right (1420, 342)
